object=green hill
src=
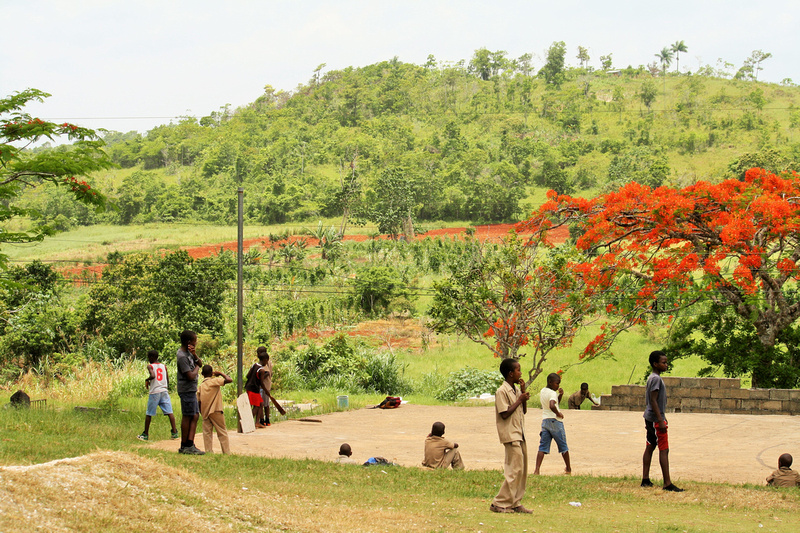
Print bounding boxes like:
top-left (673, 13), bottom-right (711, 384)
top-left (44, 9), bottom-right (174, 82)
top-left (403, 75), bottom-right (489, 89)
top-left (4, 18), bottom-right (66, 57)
top-left (20, 51), bottom-right (800, 232)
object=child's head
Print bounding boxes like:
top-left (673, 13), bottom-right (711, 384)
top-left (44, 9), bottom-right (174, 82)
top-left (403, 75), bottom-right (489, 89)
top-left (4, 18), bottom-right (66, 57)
top-left (256, 346), bottom-right (269, 361)
top-left (202, 364), bottom-right (213, 377)
top-left (430, 421), bottom-right (445, 437)
top-left (147, 350), bottom-right (159, 363)
top-left (339, 443), bottom-right (352, 457)
top-left (500, 358), bottom-right (520, 380)
top-left (779, 453), bottom-right (793, 468)
top-left (547, 373), bottom-right (561, 390)
top-left (580, 382), bottom-right (589, 392)
top-left (180, 329), bottom-right (197, 347)
top-left (649, 350), bottom-right (667, 369)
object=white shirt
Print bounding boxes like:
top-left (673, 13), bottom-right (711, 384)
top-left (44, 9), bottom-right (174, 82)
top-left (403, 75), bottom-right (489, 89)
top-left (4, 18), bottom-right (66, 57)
top-left (540, 387), bottom-right (560, 419)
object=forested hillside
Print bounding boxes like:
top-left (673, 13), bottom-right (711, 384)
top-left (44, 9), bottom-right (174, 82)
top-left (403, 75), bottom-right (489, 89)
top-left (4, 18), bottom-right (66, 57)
top-left (22, 47), bottom-right (800, 234)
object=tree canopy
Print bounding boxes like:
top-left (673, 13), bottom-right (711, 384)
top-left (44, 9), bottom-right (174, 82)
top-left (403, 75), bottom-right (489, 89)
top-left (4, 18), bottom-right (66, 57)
top-left (520, 168), bottom-right (800, 386)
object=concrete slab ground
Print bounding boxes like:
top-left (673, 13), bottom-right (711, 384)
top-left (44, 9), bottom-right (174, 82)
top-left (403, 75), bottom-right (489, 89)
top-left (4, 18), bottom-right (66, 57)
top-left (151, 404), bottom-right (800, 485)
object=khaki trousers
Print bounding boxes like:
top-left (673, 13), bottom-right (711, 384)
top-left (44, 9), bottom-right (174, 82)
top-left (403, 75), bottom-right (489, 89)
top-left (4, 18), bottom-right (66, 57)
top-left (492, 440), bottom-right (528, 509)
top-left (433, 448), bottom-right (465, 470)
top-left (202, 411), bottom-right (230, 454)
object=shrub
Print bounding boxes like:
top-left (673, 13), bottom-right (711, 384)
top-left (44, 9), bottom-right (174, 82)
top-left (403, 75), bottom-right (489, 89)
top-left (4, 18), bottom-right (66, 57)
top-left (435, 367), bottom-right (503, 402)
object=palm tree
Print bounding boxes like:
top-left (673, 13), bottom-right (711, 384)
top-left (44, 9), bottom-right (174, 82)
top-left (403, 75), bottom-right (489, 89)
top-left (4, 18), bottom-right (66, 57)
top-left (671, 40), bottom-right (688, 73)
top-left (655, 47), bottom-right (674, 94)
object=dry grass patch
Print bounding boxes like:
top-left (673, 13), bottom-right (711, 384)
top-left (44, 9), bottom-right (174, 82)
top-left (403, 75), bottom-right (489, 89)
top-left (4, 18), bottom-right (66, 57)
top-left (0, 452), bottom-right (435, 533)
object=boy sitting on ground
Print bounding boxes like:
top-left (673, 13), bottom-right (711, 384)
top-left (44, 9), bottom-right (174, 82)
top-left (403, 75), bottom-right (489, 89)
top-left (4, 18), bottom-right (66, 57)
top-left (567, 382), bottom-right (599, 409)
top-left (422, 421), bottom-right (464, 470)
top-left (336, 443), bottom-right (358, 464)
top-left (767, 453), bottom-right (800, 487)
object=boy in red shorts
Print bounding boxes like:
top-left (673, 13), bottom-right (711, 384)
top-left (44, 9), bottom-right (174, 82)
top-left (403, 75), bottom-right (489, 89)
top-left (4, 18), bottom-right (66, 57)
top-left (641, 350), bottom-right (683, 492)
top-left (245, 347), bottom-right (270, 428)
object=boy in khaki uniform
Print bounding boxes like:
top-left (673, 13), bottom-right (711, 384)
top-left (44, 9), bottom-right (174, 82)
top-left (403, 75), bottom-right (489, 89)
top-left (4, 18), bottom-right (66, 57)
top-left (197, 365), bottom-right (233, 454)
top-left (490, 358), bottom-right (532, 514)
top-left (422, 421), bottom-right (464, 470)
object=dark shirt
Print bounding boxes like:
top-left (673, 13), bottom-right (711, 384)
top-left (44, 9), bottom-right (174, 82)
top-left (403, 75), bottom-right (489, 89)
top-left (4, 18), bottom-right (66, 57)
top-left (176, 347), bottom-right (197, 394)
top-left (643, 372), bottom-right (666, 422)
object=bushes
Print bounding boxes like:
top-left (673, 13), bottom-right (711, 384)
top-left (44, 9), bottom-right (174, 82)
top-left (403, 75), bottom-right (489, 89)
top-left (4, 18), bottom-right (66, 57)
top-left (435, 367), bottom-right (503, 402)
top-left (274, 334), bottom-right (411, 395)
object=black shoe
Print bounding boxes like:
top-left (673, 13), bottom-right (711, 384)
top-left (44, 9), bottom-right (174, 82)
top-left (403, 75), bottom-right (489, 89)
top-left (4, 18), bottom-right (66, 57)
top-left (663, 484), bottom-right (684, 492)
top-left (641, 479), bottom-right (654, 487)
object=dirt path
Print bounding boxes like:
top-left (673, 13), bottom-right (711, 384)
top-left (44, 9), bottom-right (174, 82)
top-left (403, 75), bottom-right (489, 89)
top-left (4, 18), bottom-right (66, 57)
top-left (150, 404), bottom-right (800, 485)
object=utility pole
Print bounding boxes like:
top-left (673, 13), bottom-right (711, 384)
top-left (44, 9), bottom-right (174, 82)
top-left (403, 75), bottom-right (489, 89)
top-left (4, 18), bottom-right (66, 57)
top-left (237, 187), bottom-right (244, 395)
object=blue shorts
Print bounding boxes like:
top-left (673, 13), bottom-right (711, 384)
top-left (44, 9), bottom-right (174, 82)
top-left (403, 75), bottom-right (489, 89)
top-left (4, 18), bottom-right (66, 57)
top-left (179, 391), bottom-right (199, 416)
top-left (146, 392), bottom-right (173, 416)
top-left (539, 418), bottom-right (569, 454)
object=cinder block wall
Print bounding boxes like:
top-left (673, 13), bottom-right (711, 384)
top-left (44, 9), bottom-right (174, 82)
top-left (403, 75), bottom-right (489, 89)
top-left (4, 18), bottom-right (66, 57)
top-left (592, 377), bottom-right (800, 415)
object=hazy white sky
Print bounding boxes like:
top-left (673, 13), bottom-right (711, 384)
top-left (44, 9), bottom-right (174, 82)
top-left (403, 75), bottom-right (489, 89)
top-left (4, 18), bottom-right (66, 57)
top-left (2, 0), bottom-right (797, 133)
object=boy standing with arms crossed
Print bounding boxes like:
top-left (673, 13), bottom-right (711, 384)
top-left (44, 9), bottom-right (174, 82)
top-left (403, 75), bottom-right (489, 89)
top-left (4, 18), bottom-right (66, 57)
top-left (642, 350), bottom-right (683, 491)
top-left (533, 373), bottom-right (571, 475)
top-left (138, 350), bottom-right (179, 441)
top-left (490, 358), bottom-right (532, 514)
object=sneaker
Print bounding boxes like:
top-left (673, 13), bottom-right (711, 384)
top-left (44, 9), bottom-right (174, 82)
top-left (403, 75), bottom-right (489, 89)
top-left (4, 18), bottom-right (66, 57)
top-left (663, 484), bottom-right (684, 492)
top-left (265, 422), bottom-right (271, 426)
top-left (489, 504), bottom-right (514, 514)
top-left (255, 423), bottom-right (266, 429)
top-left (181, 445), bottom-right (205, 456)
top-left (171, 431), bottom-right (179, 439)
top-left (641, 479), bottom-right (654, 487)
top-left (137, 433), bottom-right (148, 441)
top-left (513, 505), bottom-right (533, 514)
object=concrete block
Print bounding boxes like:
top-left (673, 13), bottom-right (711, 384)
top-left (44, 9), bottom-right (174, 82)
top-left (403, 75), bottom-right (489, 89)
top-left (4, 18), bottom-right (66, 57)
top-left (720, 399), bottom-right (736, 410)
top-left (662, 377), bottom-right (681, 388)
top-left (741, 399), bottom-right (760, 410)
top-left (691, 407), bottom-right (712, 414)
top-left (681, 378), bottom-right (702, 388)
top-left (700, 378), bottom-right (721, 388)
top-left (763, 400), bottom-right (783, 411)
top-left (728, 389), bottom-right (750, 400)
top-left (719, 378), bottom-right (742, 389)
top-left (769, 389), bottom-right (791, 400)
top-left (788, 390), bottom-right (800, 400)
top-left (710, 388), bottom-right (730, 399)
top-left (749, 389), bottom-right (770, 400)
top-left (685, 388), bottom-right (711, 398)
top-left (789, 399), bottom-right (800, 413)
top-left (717, 409), bottom-right (733, 415)
top-left (700, 398), bottom-right (721, 410)
top-left (681, 398), bottom-right (701, 409)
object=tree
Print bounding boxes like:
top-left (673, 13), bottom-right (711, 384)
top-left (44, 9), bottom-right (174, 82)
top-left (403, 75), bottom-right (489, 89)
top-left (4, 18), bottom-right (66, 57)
top-left (599, 54), bottom-right (613, 71)
top-left (359, 166), bottom-right (418, 240)
top-left (539, 41), bottom-right (567, 87)
top-left (638, 79), bottom-right (658, 110)
top-left (576, 46), bottom-right (590, 69)
top-left (0, 89), bottom-right (111, 270)
top-left (670, 40), bottom-right (688, 73)
top-left (748, 50), bottom-right (773, 82)
top-left (519, 168), bottom-right (800, 386)
top-left (429, 235), bottom-right (600, 384)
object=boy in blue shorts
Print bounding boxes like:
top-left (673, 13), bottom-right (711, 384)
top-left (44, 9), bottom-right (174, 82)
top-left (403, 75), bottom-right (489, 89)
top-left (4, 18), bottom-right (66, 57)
top-left (138, 350), bottom-right (179, 441)
top-left (533, 372), bottom-right (571, 475)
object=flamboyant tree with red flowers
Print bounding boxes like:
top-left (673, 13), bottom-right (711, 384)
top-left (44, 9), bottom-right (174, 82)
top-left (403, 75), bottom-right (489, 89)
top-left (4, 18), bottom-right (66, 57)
top-left (518, 168), bottom-right (800, 387)
top-left (1, 89), bottom-right (111, 270)
top-left (429, 235), bottom-right (600, 385)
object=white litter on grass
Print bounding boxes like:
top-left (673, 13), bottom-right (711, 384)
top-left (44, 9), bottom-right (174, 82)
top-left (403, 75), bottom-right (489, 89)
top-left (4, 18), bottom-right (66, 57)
top-left (468, 393), bottom-right (495, 401)
top-left (569, 502), bottom-right (582, 507)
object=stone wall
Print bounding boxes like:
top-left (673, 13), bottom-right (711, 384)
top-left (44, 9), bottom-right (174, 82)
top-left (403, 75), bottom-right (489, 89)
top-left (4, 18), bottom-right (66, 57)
top-left (593, 377), bottom-right (800, 415)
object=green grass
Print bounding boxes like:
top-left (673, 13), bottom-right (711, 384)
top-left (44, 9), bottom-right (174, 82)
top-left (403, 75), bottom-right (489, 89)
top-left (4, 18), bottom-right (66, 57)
top-left (1, 405), bottom-right (798, 532)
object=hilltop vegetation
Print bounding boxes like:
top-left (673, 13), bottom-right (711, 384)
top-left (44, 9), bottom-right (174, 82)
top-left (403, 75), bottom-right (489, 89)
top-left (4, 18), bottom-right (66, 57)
top-left (19, 47), bottom-right (800, 233)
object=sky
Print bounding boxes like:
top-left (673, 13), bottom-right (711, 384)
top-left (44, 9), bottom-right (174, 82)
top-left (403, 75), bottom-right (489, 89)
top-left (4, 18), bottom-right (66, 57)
top-left (2, 0), bottom-right (798, 134)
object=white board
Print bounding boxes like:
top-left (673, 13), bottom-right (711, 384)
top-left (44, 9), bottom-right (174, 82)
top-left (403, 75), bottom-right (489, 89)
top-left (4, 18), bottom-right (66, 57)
top-left (236, 393), bottom-right (256, 433)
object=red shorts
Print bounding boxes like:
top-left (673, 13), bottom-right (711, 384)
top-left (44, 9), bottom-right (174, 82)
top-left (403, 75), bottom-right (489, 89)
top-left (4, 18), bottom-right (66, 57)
top-left (247, 390), bottom-right (263, 407)
top-left (645, 420), bottom-right (669, 451)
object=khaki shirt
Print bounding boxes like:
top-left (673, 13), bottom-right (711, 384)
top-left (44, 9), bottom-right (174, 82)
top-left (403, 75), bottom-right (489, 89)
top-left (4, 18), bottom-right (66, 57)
top-left (197, 376), bottom-right (226, 419)
top-left (767, 466), bottom-right (800, 487)
top-left (422, 435), bottom-right (455, 468)
top-left (260, 359), bottom-right (273, 393)
top-left (568, 390), bottom-right (586, 409)
top-left (495, 380), bottom-right (525, 443)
